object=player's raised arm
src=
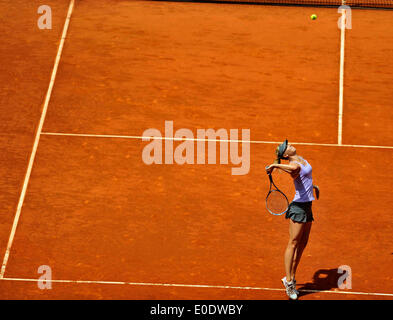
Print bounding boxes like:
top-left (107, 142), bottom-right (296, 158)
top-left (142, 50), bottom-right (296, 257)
top-left (266, 163), bottom-right (300, 178)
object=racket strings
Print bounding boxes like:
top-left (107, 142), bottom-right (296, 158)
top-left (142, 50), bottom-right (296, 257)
top-left (266, 190), bottom-right (288, 215)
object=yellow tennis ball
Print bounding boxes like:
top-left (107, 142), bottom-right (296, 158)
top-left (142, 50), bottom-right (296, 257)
top-left (311, 14), bottom-right (317, 20)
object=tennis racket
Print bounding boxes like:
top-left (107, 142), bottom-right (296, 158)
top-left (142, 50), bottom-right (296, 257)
top-left (265, 166), bottom-right (289, 216)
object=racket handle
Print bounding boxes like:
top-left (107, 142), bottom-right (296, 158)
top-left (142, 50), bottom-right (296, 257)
top-left (265, 165), bottom-right (270, 173)
top-left (265, 166), bottom-right (273, 177)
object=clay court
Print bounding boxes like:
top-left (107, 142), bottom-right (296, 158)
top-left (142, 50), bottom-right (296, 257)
top-left (0, 0), bottom-right (392, 299)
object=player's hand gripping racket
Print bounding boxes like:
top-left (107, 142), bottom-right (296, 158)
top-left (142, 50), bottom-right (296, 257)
top-left (265, 166), bottom-right (289, 216)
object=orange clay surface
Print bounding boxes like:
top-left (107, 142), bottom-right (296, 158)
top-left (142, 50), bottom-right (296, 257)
top-left (0, 0), bottom-right (392, 299)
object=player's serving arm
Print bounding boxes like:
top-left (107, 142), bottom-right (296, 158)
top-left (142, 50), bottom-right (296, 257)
top-left (266, 160), bottom-right (300, 178)
top-left (266, 139), bottom-right (319, 300)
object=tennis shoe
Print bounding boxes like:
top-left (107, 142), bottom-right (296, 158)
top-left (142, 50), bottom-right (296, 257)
top-left (281, 277), bottom-right (298, 300)
top-left (293, 278), bottom-right (299, 295)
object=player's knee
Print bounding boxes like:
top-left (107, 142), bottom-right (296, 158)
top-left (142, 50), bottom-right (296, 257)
top-left (288, 238), bottom-right (298, 249)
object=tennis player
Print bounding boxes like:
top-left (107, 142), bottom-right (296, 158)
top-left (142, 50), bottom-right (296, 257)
top-left (266, 139), bottom-right (318, 300)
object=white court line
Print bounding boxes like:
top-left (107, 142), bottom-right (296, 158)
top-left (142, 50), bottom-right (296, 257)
top-left (41, 132), bottom-right (393, 149)
top-left (0, 0), bottom-right (75, 279)
top-left (338, 6), bottom-right (346, 145)
top-left (1, 277), bottom-right (393, 297)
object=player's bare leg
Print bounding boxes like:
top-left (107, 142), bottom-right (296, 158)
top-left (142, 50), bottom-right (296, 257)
top-left (291, 222), bottom-right (312, 280)
top-left (284, 220), bottom-right (306, 282)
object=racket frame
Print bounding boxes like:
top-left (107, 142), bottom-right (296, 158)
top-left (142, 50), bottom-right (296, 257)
top-left (265, 172), bottom-right (290, 216)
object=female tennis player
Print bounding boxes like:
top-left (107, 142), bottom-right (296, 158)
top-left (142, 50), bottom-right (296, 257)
top-left (266, 139), bottom-right (318, 300)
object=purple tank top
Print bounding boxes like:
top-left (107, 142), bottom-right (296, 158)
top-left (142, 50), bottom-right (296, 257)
top-left (292, 157), bottom-right (315, 202)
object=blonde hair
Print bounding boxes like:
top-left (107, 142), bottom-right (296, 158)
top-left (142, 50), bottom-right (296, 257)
top-left (274, 145), bottom-right (289, 164)
top-left (274, 146), bottom-right (281, 164)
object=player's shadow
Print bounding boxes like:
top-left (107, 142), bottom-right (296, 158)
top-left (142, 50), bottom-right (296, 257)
top-left (297, 268), bottom-right (340, 298)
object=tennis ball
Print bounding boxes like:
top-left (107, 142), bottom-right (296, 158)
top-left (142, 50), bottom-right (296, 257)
top-left (311, 14), bottom-right (317, 20)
